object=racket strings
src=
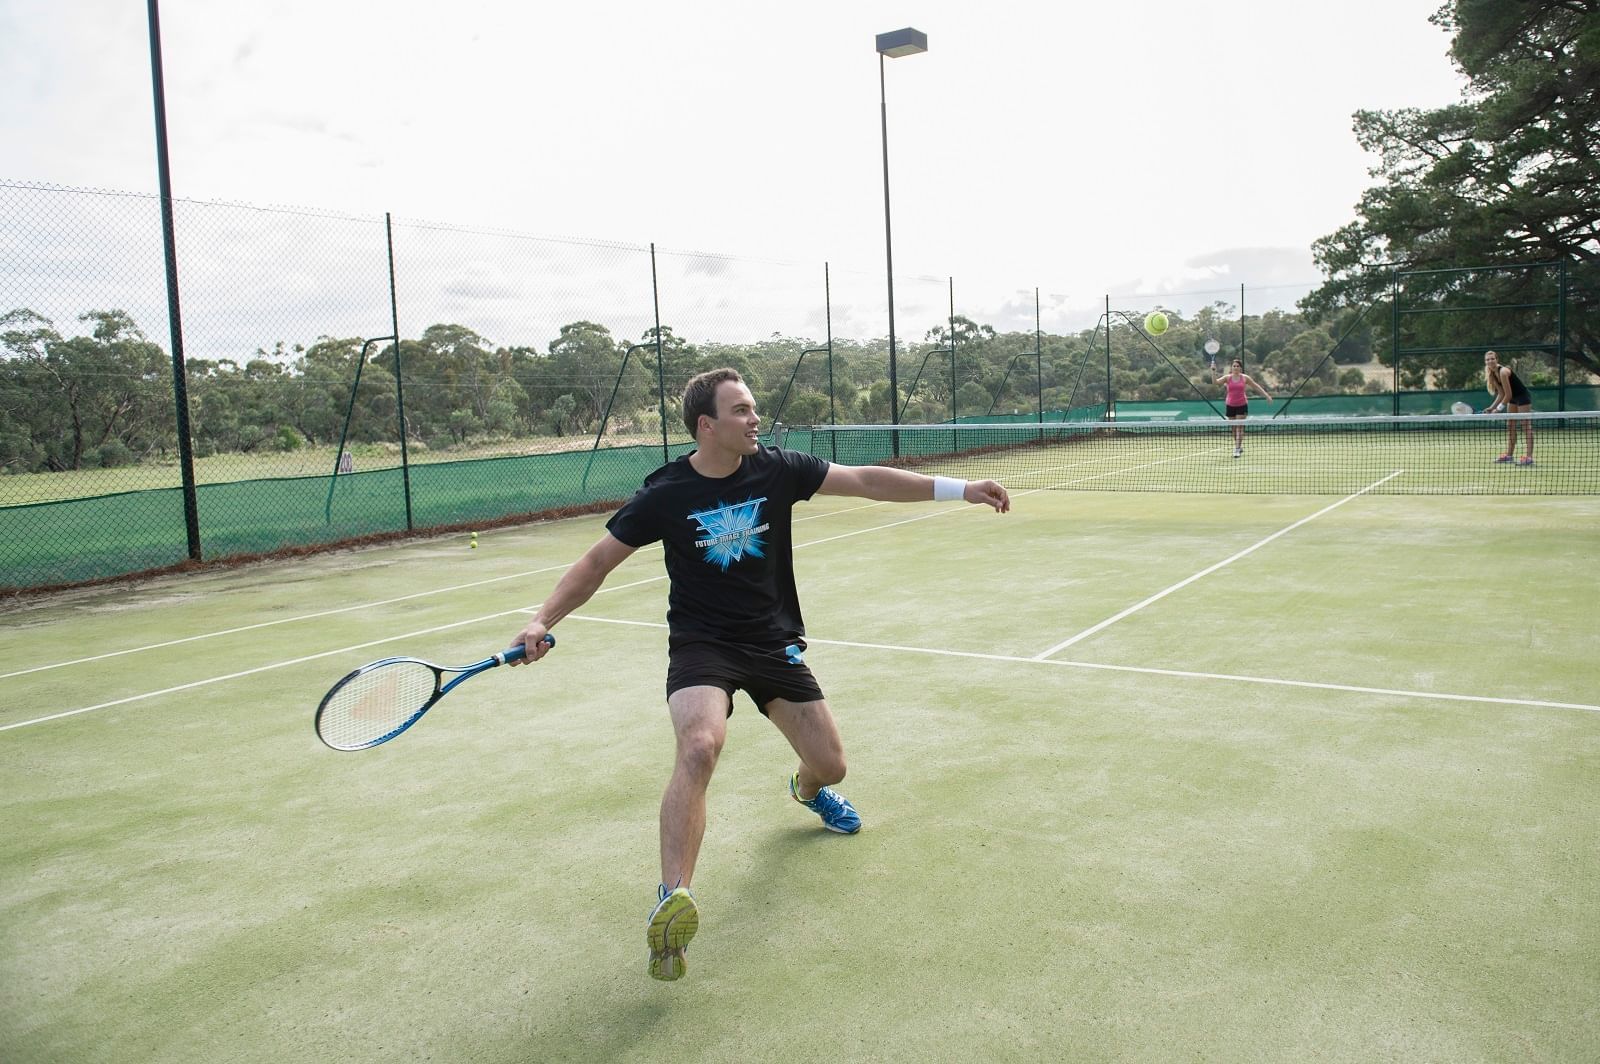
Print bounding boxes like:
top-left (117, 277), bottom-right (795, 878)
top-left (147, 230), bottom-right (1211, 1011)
top-left (319, 661), bottom-right (439, 749)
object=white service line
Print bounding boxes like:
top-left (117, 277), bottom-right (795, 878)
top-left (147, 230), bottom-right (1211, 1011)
top-left (2, 498), bottom-right (892, 681)
top-left (0, 562), bottom-right (575, 680)
top-left (0, 606), bottom-right (537, 732)
top-left (2, 454), bottom-right (1384, 733)
top-left (1030, 470), bottom-right (1404, 660)
top-left (1036, 445), bottom-right (1231, 488)
top-left (559, 614), bottom-right (1600, 715)
top-left (0, 500), bottom-right (950, 731)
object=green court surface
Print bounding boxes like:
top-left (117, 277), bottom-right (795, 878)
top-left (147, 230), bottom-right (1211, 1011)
top-left (2, 488), bottom-right (1597, 1063)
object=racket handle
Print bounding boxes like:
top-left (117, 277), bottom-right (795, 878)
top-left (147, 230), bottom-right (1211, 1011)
top-left (502, 633), bottom-right (556, 664)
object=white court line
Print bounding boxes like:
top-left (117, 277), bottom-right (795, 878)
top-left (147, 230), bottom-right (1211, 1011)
top-left (5, 441), bottom-right (1180, 683)
top-left (559, 614), bottom-right (1600, 716)
top-left (0, 608), bottom-right (537, 732)
top-left (796, 499), bottom-right (890, 521)
top-left (0, 562), bottom-right (573, 680)
top-left (0, 457), bottom-right (1411, 733)
top-left (0, 445), bottom-right (1257, 729)
top-left (1031, 471), bottom-right (1404, 660)
top-left (13, 608), bottom-right (1591, 732)
top-left (0, 500), bottom-right (960, 732)
top-left (795, 504), bottom-right (976, 548)
top-left (1, 498), bottom-right (892, 681)
top-left (1033, 445), bottom-right (1229, 489)
top-left (15, 476), bottom-right (1600, 726)
top-left (0, 566), bottom-right (673, 733)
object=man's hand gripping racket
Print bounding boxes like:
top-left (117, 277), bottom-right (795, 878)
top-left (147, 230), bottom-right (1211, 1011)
top-left (315, 634), bottom-right (555, 751)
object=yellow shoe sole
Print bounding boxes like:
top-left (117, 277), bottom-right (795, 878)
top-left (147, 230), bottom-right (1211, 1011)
top-left (647, 888), bottom-right (699, 981)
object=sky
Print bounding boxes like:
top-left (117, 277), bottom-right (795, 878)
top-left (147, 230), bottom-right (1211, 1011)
top-left (0, 0), bottom-right (1468, 346)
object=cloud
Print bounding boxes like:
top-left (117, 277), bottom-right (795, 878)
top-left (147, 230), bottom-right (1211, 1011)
top-left (1093, 247), bottom-right (1320, 319)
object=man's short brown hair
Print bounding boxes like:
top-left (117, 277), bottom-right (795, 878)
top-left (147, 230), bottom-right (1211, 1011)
top-left (682, 368), bottom-right (744, 436)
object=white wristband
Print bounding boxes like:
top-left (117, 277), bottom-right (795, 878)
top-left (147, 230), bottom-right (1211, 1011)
top-left (933, 476), bottom-right (967, 502)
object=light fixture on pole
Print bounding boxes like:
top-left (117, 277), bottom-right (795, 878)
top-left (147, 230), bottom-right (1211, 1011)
top-left (875, 27), bottom-right (927, 441)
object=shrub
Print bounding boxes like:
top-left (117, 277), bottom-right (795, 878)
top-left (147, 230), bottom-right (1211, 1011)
top-left (95, 439), bottom-right (134, 468)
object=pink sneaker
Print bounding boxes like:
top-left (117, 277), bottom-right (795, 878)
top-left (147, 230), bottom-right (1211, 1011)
top-left (1493, 453), bottom-right (1514, 463)
top-left (1516, 457), bottom-right (1534, 467)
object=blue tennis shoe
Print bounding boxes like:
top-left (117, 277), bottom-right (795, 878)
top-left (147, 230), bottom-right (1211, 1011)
top-left (789, 772), bottom-right (862, 834)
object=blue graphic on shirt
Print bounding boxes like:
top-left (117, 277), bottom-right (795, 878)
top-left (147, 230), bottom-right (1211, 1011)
top-left (689, 497), bottom-right (770, 570)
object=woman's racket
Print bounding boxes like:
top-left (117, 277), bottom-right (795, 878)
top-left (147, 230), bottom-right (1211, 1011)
top-left (314, 635), bottom-right (554, 751)
top-left (1451, 401), bottom-right (1473, 416)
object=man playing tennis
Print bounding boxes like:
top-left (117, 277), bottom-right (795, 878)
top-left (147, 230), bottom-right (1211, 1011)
top-left (508, 368), bottom-right (1009, 981)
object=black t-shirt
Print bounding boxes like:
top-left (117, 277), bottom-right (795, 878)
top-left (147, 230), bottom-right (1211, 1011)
top-left (606, 446), bottom-right (831, 645)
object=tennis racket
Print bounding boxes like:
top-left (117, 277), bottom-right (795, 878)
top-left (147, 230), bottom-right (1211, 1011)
top-left (314, 634), bottom-right (554, 751)
top-left (1450, 401), bottom-right (1473, 416)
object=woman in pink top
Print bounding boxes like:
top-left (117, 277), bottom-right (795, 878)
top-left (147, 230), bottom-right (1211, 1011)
top-left (1214, 359), bottom-right (1272, 457)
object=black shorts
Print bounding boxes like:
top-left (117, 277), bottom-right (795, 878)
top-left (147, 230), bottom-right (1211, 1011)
top-left (1225, 404), bottom-right (1249, 418)
top-left (665, 637), bottom-right (825, 716)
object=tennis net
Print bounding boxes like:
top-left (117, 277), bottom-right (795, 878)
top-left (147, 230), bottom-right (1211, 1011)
top-left (780, 411), bottom-right (1600, 495)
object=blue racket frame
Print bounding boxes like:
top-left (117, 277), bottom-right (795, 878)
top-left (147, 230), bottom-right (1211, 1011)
top-left (315, 634), bottom-right (554, 751)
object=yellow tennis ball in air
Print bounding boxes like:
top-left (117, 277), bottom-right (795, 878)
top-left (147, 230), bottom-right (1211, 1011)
top-left (1144, 311), bottom-right (1169, 335)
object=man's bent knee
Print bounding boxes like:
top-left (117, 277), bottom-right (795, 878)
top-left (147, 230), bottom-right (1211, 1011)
top-left (810, 757), bottom-right (847, 788)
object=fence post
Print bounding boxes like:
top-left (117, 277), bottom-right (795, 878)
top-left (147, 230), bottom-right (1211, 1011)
top-left (581, 342), bottom-right (654, 492)
top-left (1557, 259), bottom-right (1568, 412)
top-left (824, 263), bottom-right (836, 427)
top-left (1239, 283), bottom-right (1248, 406)
top-left (1104, 295), bottom-right (1113, 420)
top-left (651, 243), bottom-right (668, 465)
top-left (386, 213), bottom-right (413, 530)
top-left (324, 335), bottom-right (394, 522)
top-left (145, 0), bottom-right (202, 561)
top-left (947, 277), bottom-right (957, 423)
top-left (1035, 287), bottom-right (1043, 424)
top-left (1391, 269), bottom-right (1400, 416)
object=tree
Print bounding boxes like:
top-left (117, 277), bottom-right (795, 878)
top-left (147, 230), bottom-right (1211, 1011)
top-left (780, 390), bottom-right (830, 426)
top-left (0, 309), bottom-right (170, 470)
top-left (403, 324), bottom-right (499, 443)
top-left (546, 393), bottom-right (577, 436)
top-left (1304, 0), bottom-right (1599, 378)
top-left (640, 324), bottom-right (702, 406)
top-left (291, 337), bottom-right (367, 446)
top-left (541, 322), bottom-right (629, 430)
top-left (1264, 330), bottom-right (1340, 393)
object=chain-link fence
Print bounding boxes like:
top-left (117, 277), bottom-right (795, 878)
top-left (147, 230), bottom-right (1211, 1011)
top-left (3, 179), bottom-right (1596, 591)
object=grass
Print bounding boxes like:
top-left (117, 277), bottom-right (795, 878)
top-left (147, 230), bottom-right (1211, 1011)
top-left (1, 489), bottom-right (1597, 1062)
top-left (0, 431), bottom-right (678, 507)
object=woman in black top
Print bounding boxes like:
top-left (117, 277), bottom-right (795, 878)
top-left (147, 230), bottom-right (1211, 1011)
top-left (1483, 350), bottom-right (1533, 466)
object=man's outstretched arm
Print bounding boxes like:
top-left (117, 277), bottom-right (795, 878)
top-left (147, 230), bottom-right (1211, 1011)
top-left (817, 464), bottom-right (1010, 512)
top-left (509, 532), bottom-right (638, 663)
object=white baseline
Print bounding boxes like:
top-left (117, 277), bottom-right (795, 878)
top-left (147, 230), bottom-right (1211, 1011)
top-left (565, 615), bottom-right (1600, 716)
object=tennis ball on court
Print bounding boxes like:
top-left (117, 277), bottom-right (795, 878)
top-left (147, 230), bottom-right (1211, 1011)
top-left (1144, 311), bottom-right (1169, 335)
top-left (470, 532), bottom-right (478, 549)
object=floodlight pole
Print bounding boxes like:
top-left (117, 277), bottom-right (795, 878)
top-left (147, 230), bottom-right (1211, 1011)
top-left (146, 0), bottom-right (202, 561)
top-left (876, 28), bottom-right (927, 453)
top-left (879, 55), bottom-right (898, 438)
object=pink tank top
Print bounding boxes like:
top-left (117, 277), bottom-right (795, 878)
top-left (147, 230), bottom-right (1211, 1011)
top-left (1225, 376), bottom-right (1247, 405)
